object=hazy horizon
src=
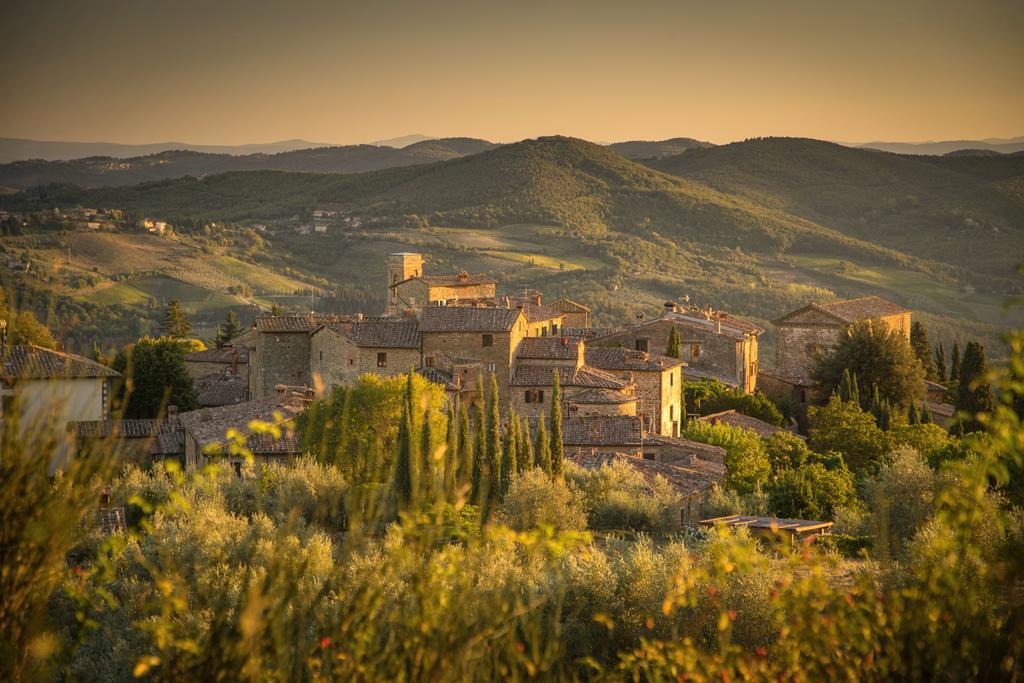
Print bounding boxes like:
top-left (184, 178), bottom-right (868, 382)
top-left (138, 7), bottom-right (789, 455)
top-left (1, 0), bottom-right (1021, 146)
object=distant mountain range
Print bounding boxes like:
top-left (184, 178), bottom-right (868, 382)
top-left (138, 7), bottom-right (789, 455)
top-left (854, 137), bottom-right (1024, 156)
top-left (0, 137), bottom-right (338, 164)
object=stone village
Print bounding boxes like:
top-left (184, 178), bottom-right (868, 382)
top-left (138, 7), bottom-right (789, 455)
top-left (2, 251), bottom-right (941, 529)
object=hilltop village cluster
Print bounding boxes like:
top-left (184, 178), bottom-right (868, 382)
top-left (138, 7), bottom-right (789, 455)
top-left (2, 252), bottom-right (940, 527)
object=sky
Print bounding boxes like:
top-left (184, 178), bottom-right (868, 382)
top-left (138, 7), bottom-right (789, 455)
top-left (0, 0), bottom-right (1021, 145)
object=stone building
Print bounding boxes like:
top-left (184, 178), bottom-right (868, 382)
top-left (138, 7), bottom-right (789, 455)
top-left (184, 345), bottom-right (249, 380)
top-left (310, 318), bottom-right (421, 392)
top-left (761, 296), bottom-right (911, 429)
top-left (583, 346), bottom-right (684, 437)
top-left (770, 295), bottom-right (910, 379)
top-left (249, 314), bottom-right (350, 400)
top-left (418, 305), bottom-right (527, 401)
top-left (591, 302), bottom-right (762, 393)
top-left (550, 299), bottom-right (590, 330)
top-left (387, 252), bottom-right (497, 314)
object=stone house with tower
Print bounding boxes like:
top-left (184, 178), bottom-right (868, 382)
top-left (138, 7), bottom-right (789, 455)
top-left (386, 252), bottom-right (496, 314)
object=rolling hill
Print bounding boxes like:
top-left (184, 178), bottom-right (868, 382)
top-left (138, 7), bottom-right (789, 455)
top-left (605, 137), bottom-right (714, 159)
top-left (0, 138), bottom-right (498, 189)
top-left (2, 136), bottom-right (1022, 355)
top-left (0, 137), bottom-right (333, 163)
top-left (646, 137), bottom-right (1024, 277)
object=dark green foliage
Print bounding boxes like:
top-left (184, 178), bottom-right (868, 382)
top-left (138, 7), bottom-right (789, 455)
top-left (686, 379), bottom-right (784, 426)
top-left (869, 386), bottom-right (894, 431)
top-left (950, 341), bottom-right (962, 381)
top-left (420, 407), bottom-right (436, 501)
top-left (534, 417), bottom-right (552, 475)
top-left (665, 325), bottom-right (681, 359)
top-left (0, 289), bottom-right (57, 349)
top-left (812, 320), bottom-right (925, 410)
top-left (808, 395), bottom-right (889, 476)
top-left (393, 399), bottom-right (413, 510)
top-left (766, 461), bottom-right (858, 521)
top-left (837, 369), bottom-right (860, 407)
top-left (113, 336), bottom-right (199, 418)
top-left (215, 310), bottom-right (242, 345)
top-left (955, 341), bottom-right (995, 433)
top-left (549, 370), bottom-right (565, 479)
top-left (457, 403), bottom-right (471, 489)
top-left (910, 322), bottom-right (936, 381)
top-left (934, 341), bottom-right (947, 382)
top-left (519, 416), bottom-right (534, 470)
top-left (484, 375), bottom-right (502, 515)
top-left (161, 299), bottom-right (192, 338)
top-left (764, 431), bottom-right (815, 474)
top-left (500, 410), bottom-right (518, 499)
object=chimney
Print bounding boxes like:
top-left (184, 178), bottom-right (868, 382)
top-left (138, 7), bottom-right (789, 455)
top-left (167, 405), bottom-right (178, 419)
top-left (231, 347), bottom-right (238, 375)
top-left (532, 292), bottom-right (542, 306)
top-left (715, 316), bottom-right (722, 334)
top-left (99, 487), bottom-right (111, 507)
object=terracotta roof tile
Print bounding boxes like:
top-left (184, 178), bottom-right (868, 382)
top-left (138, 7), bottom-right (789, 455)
top-left (255, 314), bottom-right (351, 333)
top-left (585, 347), bottom-right (685, 372)
top-left (511, 364), bottom-right (628, 389)
top-left (518, 337), bottom-right (582, 360)
top-left (819, 296), bottom-right (908, 322)
top-left (345, 320), bottom-right (420, 348)
top-left (569, 451), bottom-right (720, 496)
top-left (562, 415), bottom-right (643, 446)
top-left (418, 306), bottom-right (522, 333)
top-left (186, 346), bottom-right (249, 364)
top-left (698, 410), bottom-right (800, 439)
top-left (2, 344), bottom-right (120, 380)
top-left (565, 387), bottom-right (637, 405)
top-left (194, 373), bottom-right (249, 407)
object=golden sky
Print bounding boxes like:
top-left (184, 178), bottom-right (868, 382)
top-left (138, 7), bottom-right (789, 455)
top-left (0, 0), bottom-right (1021, 145)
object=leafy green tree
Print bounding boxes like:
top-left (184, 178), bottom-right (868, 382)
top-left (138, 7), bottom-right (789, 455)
top-left (681, 421), bottom-right (770, 495)
top-left (665, 325), bottom-right (681, 359)
top-left (910, 322), bottom-right (937, 381)
top-left (861, 446), bottom-right (937, 560)
top-left (161, 299), bottom-right (193, 338)
top-left (808, 395), bottom-right (889, 476)
top-left (269, 304), bottom-right (284, 316)
top-left (215, 310), bottom-right (242, 345)
top-left (764, 431), bottom-right (814, 474)
top-left (535, 417), bottom-right (552, 474)
top-left (549, 370), bottom-right (565, 480)
top-left (812, 320), bottom-right (925, 410)
top-left (113, 336), bottom-right (202, 418)
top-left (0, 290), bottom-right (58, 349)
top-left (766, 461), bottom-right (858, 521)
top-left (955, 341), bottom-right (995, 433)
top-left (687, 380), bottom-right (784, 426)
top-left (934, 341), bottom-right (947, 383)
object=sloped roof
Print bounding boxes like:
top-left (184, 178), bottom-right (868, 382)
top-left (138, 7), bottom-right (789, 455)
top-left (585, 347), bottom-right (685, 372)
top-left (185, 346), bottom-right (249, 364)
top-left (772, 297), bottom-right (908, 327)
top-left (515, 301), bottom-right (563, 323)
top-left (72, 418), bottom-right (163, 439)
top-left (820, 296), bottom-right (908, 322)
top-left (518, 336), bottom-right (582, 360)
top-left (2, 344), bottom-right (120, 380)
top-left (700, 515), bottom-right (833, 534)
top-left (254, 314), bottom-right (351, 333)
top-left (562, 415), bottom-right (643, 446)
top-left (512, 364), bottom-right (628, 389)
top-left (684, 366), bottom-right (741, 388)
top-left (346, 320), bottom-right (420, 348)
top-left (551, 299), bottom-right (591, 313)
top-left (565, 387), bottom-right (637, 405)
top-left (194, 373), bottom-right (249, 407)
top-left (699, 410), bottom-right (801, 440)
top-left (418, 306), bottom-right (522, 333)
top-left (416, 366), bottom-right (459, 391)
top-left (568, 451), bottom-right (720, 497)
top-left (178, 395), bottom-right (305, 452)
top-left (563, 327), bottom-right (621, 339)
top-left (643, 435), bottom-right (729, 467)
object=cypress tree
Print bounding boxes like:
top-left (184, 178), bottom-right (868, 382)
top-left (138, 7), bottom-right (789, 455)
top-left (457, 402), bottom-right (471, 489)
top-left (420, 408), bottom-right (436, 500)
top-left (910, 321), bottom-right (937, 380)
top-left (935, 341), bottom-right (947, 383)
top-left (443, 406), bottom-right (456, 499)
top-left (535, 417), bottom-right (552, 474)
top-left (519, 416), bottom-right (534, 470)
top-left (470, 402), bottom-right (485, 504)
top-left (484, 374), bottom-right (503, 514)
top-left (920, 401), bottom-right (933, 424)
top-left (500, 410), bottom-right (519, 498)
top-left (950, 341), bottom-right (962, 382)
top-left (907, 400), bottom-right (919, 425)
top-left (665, 325), bottom-right (681, 359)
top-left (549, 370), bottom-right (565, 480)
top-left (955, 341), bottom-right (995, 433)
top-left (839, 368), bottom-right (854, 403)
top-left (851, 373), bottom-right (861, 409)
top-left (393, 399), bottom-right (413, 511)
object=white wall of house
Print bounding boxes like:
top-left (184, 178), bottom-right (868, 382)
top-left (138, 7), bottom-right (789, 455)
top-left (6, 377), bottom-right (107, 472)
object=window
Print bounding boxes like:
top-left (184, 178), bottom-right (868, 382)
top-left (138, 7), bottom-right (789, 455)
top-left (552, 323), bottom-right (558, 335)
top-left (669, 405), bottom-right (674, 420)
top-left (482, 334), bottom-right (494, 347)
top-left (525, 389), bottom-right (545, 404)
top-left (425, 356), bottom-right (434, 367)
top-left (487, 362), bottom-right (496, 373)
top-left (349, 358), bottom-right (355, 366)
top-left (377, 352), bottom-right (387, 368)
top-left (690, 343), bottom-right (701, 360)
top-left (635, 338), bottom-right (649, 352)
top-left (669, 372), bottom-right (674, 387)
top-left (319, 350), bottom-right (323, 362)
top-left (800, 390), bottom-right (807, 403)
top-left (392, 274), bottom-right (399, 285)
top-left (541, 327), bottom-right (547, 337)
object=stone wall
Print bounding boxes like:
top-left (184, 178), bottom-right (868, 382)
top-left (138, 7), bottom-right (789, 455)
top-left (252, 332), bottom-right (313, 399)
top-left (774, 322), bottom-right (841, 376)
top-left (421, 324), bottom-right (524, 401)
top-left (311, 329), bottom-right (420, 393)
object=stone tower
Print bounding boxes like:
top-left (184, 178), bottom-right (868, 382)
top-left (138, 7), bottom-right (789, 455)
top-left (387, 252), bottom-right (423, 310)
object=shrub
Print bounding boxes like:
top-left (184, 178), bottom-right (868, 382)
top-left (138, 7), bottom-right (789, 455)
top-left (682, 421), bottom-right (771, 495)
top-left (495, 469), bottom-right (587, 532)
top-left (567, 461), bottom-right (681, 533)
top-left (861, 446), bottom-right (937, 560)
top-left (765, 461), bottom-right (858, 521)
top-left (808, 395), bottom-right (890, 475)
